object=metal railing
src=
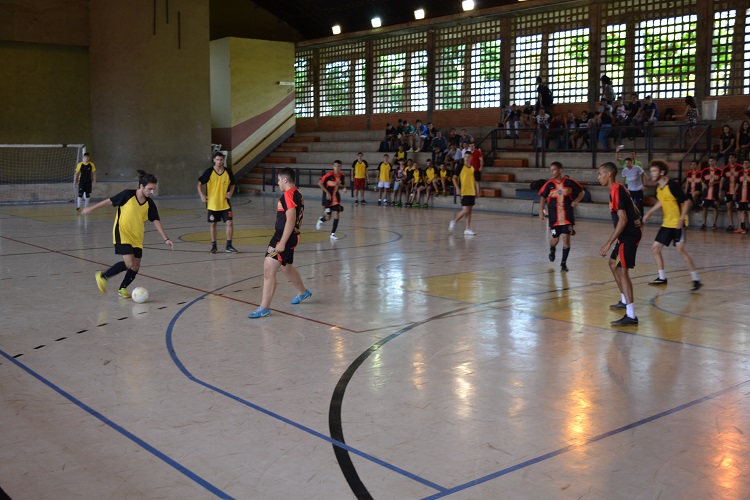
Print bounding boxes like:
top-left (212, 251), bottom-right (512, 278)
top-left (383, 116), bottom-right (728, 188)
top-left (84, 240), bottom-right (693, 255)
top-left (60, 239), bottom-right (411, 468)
top-left (261, 167), bottom-right (353, 192)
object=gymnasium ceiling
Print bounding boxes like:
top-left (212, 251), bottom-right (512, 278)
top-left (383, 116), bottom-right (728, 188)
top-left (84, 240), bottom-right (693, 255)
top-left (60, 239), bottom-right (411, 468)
top-left (249, 0), bottom-right (518, 40)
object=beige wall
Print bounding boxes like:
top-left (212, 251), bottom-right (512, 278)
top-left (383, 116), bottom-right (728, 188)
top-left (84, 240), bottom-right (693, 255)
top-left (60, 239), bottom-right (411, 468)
top-left (209, 0), bottom-right (303, 43)
top-left (89, 0), bottom-right (213, 195)
top-left (0, 0), bottom-right (89, 46)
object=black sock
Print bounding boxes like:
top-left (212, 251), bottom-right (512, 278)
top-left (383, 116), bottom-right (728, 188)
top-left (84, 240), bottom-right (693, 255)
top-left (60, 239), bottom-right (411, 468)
top-left (119, 269), bottom-right (138, 289)
top-left (332, 218), bottom-right (340, 233)
top-left (211, 241), bottom-right (217, 247)
top-left (742, 223), bottom-right (746, 230)
top-left (103, 261), bottom-right (128, 279)
top-left (562, 247), bottom-right (570, 263)
top-left (226, 240), bottom-right (232, 247)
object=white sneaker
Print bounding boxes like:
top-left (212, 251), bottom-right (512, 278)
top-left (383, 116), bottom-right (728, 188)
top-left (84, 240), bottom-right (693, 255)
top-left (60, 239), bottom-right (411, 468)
top-left (449, 220), bottom-right (456, 231)
top-left (330, 233), bottom-right (339, 240)
top-left (464, 229), bottom-right (476, 236)
top-left (316, 218), bottom-right (323, 230)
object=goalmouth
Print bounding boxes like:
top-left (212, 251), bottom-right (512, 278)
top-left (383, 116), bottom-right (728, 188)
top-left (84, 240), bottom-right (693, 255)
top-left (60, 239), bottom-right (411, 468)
top-left (0, 144), bottom-right (85, 204)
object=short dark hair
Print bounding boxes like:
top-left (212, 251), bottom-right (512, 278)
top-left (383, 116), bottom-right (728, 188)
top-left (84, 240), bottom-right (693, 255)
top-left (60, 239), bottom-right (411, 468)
top-left (599, 162), bottom-right (618, 176)
top-left (137, 170), bottom-right (158, 186)
top-left (551, 161), bottom-right (563, 169)
top-left (278, 167), bottom-right (295, 184)
top-left (213, 151), bottom-right (225, 159)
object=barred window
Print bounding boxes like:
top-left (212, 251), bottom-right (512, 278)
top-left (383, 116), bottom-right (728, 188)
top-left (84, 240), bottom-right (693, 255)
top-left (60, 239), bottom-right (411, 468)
top-left (710, 10), bottom-right (735, 96)
top-left (294, 51), bottom-right (314, 117)
top-left (319, 43), bottom-right (366, 117)
top-left (410, 50), bottom-right (428, 111)
top-left (435, 43), bottom-right (466, 110)
top-left (470, 40), bottom-right (502, 108)
top-left (510, 34), bottom-right (542, 106)
top-left (549, 28), bottom-right (590, 103)
top-left (601, 24), bottom-right (626, 100)
top-left (635, 15), bottom-right (697, 99)
top-left (373, 52), bottom-right (407, 114)
top-left (745, 8), bottom-right (750, 93)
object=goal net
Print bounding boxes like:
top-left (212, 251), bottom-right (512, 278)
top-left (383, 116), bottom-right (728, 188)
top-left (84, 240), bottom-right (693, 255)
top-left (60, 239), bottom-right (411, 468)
top-left (0, 144), bottom-right (85, 204)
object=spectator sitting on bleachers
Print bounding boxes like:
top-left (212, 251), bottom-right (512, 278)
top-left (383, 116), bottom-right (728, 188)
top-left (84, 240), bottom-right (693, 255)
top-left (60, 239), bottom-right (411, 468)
top-left (459, 129), bottom-right (474, 149)
top-left (447, 128), bottom-right (461, 148)
top-left (424, 122), bottom-right (438, 151)
top-left (716, 124), bottom-right (736, 164)
top-left (570, 110), bottom-right (590, 150)
top-left (415, 119), bottom-right (429, 152)
top-left (402, 120), bottom-right (417, 152)
top-left (505, 104), bottom-right (522, 138)
top-left (445, 144), bottom-right (459, 170)
top-left (624, 93), bottom-right (641, 125)
top-left (432, 130), bottom-right (448, 155)
top-left (380, 122), bottom-right (397, 152)
top-left (547, 112), bottom-right (566, 149)
top-left (636, 95), bottom-right (658, 127)
top-left (614, 98), bottom-right (627, 124)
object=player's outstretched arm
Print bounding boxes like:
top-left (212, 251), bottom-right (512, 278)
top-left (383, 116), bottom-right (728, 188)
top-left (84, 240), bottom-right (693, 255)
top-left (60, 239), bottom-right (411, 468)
top-left (79, 198), bottom-right (112, 215)
top-left (153, 220), bottom-right (174, 250)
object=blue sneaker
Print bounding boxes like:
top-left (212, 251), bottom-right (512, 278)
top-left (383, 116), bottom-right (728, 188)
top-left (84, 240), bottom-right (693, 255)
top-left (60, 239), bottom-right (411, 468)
top-left (291, 289), bottom-right (312, 304)
top-left (248, 307), bottom-right (271, 318)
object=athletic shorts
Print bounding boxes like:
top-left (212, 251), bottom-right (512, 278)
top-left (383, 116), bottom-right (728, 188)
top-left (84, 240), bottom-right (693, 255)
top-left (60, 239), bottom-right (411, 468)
top-left (78, 185), bottom-right (92, 197)
top-left (377, 181), bottom-right (390, 189)
top-left (702, 199), bottom-right (717, 208)
top-left (627, 189), bottom-right (643, 202)
top-left (266, 234), bottom-right (299, 266)
top-left (461, 195), bottom-right (476, 207)
top-left (550, 225), bottom-right (571, 237)
top-left (393, 181), bottom-right (401, 191)
top-left (353, 178), bottom-right (366, 190)
top-left (724, 194), bottom-right (736, 204)
top-left (737, 202), bottom-right (749, 212)
top-left (655, 226), bottom-right (686, 247)
top-left (474, 170), bottom-right (482, 181)
top-left (115, 244), bottom-right (143, 258)
top-left (322, 195), bottom-right (342, 209)
top-left (208, 209), bottom-right (232, 223)
top-left (324, 205), bottom-right (344, 213)
top-left (611, 236), bottom-right (640, 269)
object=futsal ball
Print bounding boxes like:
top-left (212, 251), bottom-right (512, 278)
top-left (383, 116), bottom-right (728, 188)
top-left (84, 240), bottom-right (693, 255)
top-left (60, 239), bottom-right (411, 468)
top-left (131, 287), bottom-right (149, 304)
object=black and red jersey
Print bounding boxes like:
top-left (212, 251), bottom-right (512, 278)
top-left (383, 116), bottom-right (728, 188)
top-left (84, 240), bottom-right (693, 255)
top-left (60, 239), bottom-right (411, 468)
top-left (538, 177), bottom-right (583, 227)
top-left (320, 170), bottom-right (345, 206)
top-left (701, 167), bottom-right (722, 200)
top-left (684, 169), bottom-right (702, 194)
top-left (722, 163), bottom-right (742, 195)
top-left (609, 182), bottom-right (641, 238)
top-left (275, 188), bottom-right (304, 236)
top-left (737, 169), bottom-right (750, 203)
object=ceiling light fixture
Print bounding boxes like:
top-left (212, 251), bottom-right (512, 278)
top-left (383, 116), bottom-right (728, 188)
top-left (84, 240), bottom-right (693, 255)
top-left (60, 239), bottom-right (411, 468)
top-left (462, 0), bottom-right (475, 11)
top-left (371, 17), bottom-right (382, 28)
top-left (414, 9), bottom-right (425, 20)
top-left (332, 25), bottom-right (341, 35)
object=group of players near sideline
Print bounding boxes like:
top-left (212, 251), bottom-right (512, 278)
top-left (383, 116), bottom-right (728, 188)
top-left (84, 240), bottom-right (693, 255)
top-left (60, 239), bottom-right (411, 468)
top-left (76, 148), bottom-right (712, 325)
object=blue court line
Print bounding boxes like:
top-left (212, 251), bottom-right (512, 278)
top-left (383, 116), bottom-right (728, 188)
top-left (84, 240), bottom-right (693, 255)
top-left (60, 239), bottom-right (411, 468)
top-left (165, 295), bottom-right (447, 493)
top-left (0, 349), bottom-right (233, 499)
top-left (421, 377), bottom-right (750, 499)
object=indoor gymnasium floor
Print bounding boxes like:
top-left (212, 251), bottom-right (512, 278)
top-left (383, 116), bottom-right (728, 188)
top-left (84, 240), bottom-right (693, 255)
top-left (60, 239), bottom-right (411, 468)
top-left (1, 193), bottom-right (750, 499)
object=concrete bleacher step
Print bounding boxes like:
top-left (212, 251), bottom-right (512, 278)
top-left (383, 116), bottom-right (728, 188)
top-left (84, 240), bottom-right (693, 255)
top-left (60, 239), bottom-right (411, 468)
top-left (481, 188), bottom-right (502, 197)
top-left (493, 158), bottom-right (528, 168)
top-left (275, 146), bottom-right (308, 152)
top-left (263, 156), bottom-right (296, 164)
top-left (482, 173), bottom-right (515, 182)
top-left (286, 136), bottom-right (320, 143)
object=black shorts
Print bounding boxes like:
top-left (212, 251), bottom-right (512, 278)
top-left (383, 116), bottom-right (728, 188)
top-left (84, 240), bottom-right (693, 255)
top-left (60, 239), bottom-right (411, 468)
top-left (78, 185), bottom-right (92, 197)
top-left (474, 170), bottom-right (482, 181)
top-left (627, 189), bottom-right (643, 202)
top-left (655, 227), bottom-right (686, 247)
top-left (208, 209), bottom-right (232, 223)
top-left (266, 234), bottom-right (299, 266)
top-left (737, 202), bottom-right (749, 212)
top-left (115, 244), bottom-right (143, 258)
top-left (461, 195), bottom-right (476, 207)
top-left (611, 235), bottom-right (640, 269)
top-left (702, 199), bottom-right (717, 208)
top-left (724, 194), bottom-right (736, 204)
top-left (550, 225), bottom-right (571, 237)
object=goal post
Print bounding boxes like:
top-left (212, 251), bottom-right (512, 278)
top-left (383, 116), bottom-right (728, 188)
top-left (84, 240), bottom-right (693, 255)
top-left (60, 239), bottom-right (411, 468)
top-left (0, 144), bottom-right (85, 203)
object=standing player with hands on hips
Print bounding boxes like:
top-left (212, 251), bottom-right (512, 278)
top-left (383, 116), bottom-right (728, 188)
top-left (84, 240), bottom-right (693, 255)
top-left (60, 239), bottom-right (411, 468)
top-left (249, 168), bottom-right (311, 319)
top-left (73, 152), bottom-right (96, 212)
top-left (197, 151), bottom-right (238, 254)
top-left (81, 170), bottom-right (174, 298)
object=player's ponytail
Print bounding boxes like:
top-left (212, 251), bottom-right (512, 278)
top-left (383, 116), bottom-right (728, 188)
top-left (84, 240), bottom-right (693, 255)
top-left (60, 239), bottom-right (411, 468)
top-left (137, 170), bottom-right (158, 186)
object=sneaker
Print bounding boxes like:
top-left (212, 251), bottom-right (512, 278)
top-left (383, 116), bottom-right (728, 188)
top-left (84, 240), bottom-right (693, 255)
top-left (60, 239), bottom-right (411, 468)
top-left (330, 233), bottom-right (339, 240)
top-left (449, 220), bottom-right (456, 231)
top-left (95, 271), bottom-right (107, 295)
top-left (291, 289), bottom-right (312, 304)
top-left (712, 225), bottom-right (718, 231)
top-left (394, 202), bottom-right (402, 207)
top-left (609, 301), bottom-right (627, 310)
top-left (225, 245), bottom-right (238, 253)
top-left (560, 263), bottom-right (569, 272)
top-left (464, 229), bottom-right (476, 236)
top-left (248, 307), bottom-right (271, 318)
top-left (361, 200), bottom-right (367, 205)
top-left (75, 207), bottom-right (81, 213)
top-left (699, 224), bottom-right (706, 231)
top-left (735, 228), bottom-right (746, 234)
top-left (649, 277), bottom-right (668, 285)
top-left (422, 204), bottom-right (429, 208)
top-left (377, 200), bottom-right (382, 205)
top-left (210, 246), bottom-right (218, 254)
top-left (727, 225), bottom-right (734, 232)
top-left (692, 280), bottom-right (703, 291)
top-left (118, 288), bottom-right (131, 298)
top-left (548, 247), bottom-right (556, 262)
top-left (611, 315), bottom-right (639, 326)
top-left (316, 218), bottom-right (323, 230)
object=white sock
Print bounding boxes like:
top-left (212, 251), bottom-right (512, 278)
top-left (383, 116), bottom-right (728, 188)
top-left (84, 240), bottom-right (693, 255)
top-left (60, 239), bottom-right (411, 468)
top-left (626, 303), bottom-right (635, 319)
top-left (83, 195), bottom-right (90, 207)
top-left (621, 293), bottom-right (626, 304)
top-left (77, 196), bottom-right (82, 208)
top-left (690, 271), bottom-right (699, 281)
top-left (658, 270), bottom-right (666, 280)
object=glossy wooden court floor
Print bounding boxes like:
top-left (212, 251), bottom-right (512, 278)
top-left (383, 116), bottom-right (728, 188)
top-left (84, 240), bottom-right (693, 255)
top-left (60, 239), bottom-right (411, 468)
top-left (1, 194), bottom-right (749, 499)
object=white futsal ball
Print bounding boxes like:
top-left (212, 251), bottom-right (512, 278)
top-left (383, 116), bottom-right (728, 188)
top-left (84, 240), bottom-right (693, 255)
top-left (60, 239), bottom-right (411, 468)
top-left (131, 287), bottom-right (149, 304)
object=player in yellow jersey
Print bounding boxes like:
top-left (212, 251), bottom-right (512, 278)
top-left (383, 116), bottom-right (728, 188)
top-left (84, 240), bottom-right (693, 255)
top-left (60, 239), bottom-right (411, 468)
top-left (351, 152), bottom-right (369, 204)
top-left (81, 170), bottom-right (174, 298)
top-left (73, 152), bottom-right (97, 212)
top-left (376, 154), bottom-right (392, 205)
top-left (448, 152), bottom-right (477, 235)
top-left (198, 151), bottom-right (237, 253)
